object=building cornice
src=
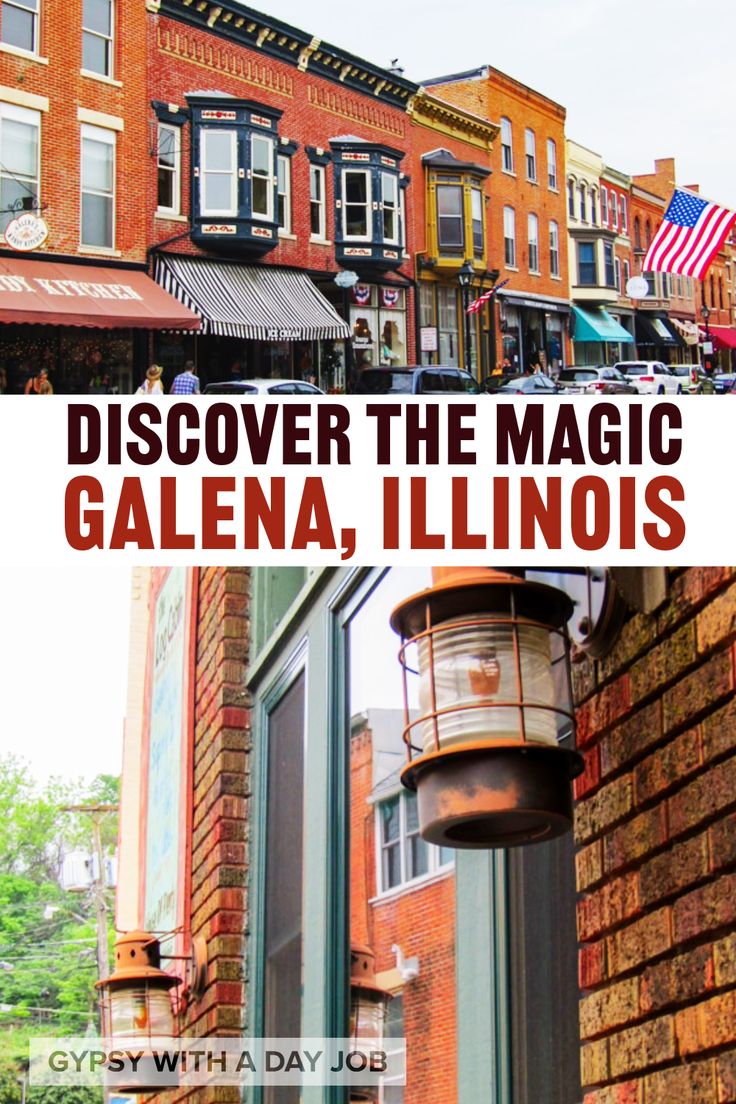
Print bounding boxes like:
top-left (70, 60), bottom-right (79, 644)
top-left (156, 0), bottom-right (418, 112)
top-left (408, 89), bottom-right (498, 151)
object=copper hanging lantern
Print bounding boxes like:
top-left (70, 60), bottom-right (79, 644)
top-left (391, 567), bottom-right (583, 848)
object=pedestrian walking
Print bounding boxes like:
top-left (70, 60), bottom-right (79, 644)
top-left (25, 367), bottom-right (53, 395)
top-left (170, 360), bottom-right (200, 395)
top-left (136, 365), bottom-right (165, 395)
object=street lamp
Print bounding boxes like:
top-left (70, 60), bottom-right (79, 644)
top-left (457, 261), bottom-right (475, 374)
top-left (349, 944), bottom-right (392, 1103)
top-left (391, 567), bottom-right (583, 849)
top-left (701, 300), bottom-right (713, 372)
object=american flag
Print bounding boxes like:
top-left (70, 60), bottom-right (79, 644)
top-left (642, 188), bottom-right (736, 279)
top-left (466, 277), bottom-right (510, 314)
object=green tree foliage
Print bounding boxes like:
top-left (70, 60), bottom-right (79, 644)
top-left (0, 758), bottom-right (118, 1104)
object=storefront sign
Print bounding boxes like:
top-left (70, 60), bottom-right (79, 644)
top-left (4, 212), bottom-right (49, 252)
top-left (702, 341), bottom-right (714, 354)
top-left (420, 326), bottom-right (438, 352)
top-left (267, 327), bottom-right (301, 340)
top-left (0, 273), bottom-right (142, 300)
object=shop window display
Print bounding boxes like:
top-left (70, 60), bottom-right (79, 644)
top-left (350, 285), bottom-right (407, 369)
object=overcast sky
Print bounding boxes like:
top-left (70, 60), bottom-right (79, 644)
top-left (257, 0), bottom-right (736, 210)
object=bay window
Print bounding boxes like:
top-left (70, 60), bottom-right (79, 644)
top-left (2, 0), bottom-right (38, 53)
top-left (528, 212), bottom-right (539, 272)
top-left (80, 123), bottom-right (115, 249)
top-left (200, 129), bottom-right (237, 215)
top-left (156, 123), bottom-right (180, 215)
top-left (549, 220), bottom-right (560, 277)
top-left (437, 184), bottom-right (463, 250)
top-left (577, 241), bottom-right (596, 285)
top-left (343, 169), bottom-right (371, 239)
top-left (504, 205), bottom-right (516, 267)
top-left (382, 170), bottom-right (399, 244)
top-left (0, 103), bottom-right (39, 234)
top-left (277, 154), bottom-right (290, 234)
top-left (82, 0), bottom-right (113, 78)
top-left (250, 133), bottom-right (274, 220)
top-left (310, 164), bottom-right (326, 239)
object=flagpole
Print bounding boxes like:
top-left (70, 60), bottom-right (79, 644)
top-left (700, 284), bottom-right (712, 373)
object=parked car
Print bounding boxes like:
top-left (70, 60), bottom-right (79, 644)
top-left (493, 373), bottom-right (560, 396)
top-left (556, 366), bottom-right (637, 396)
top-left (714, 373), bottom-right (736, 394)
top-left (612, 361), bottom-right (682, 395)
top-left (670, 365), bottom-right (715, 394)
top-left (353, 366), bottom-right (480, 394)
top-left (203, 378), bottom-right (325, 395)
top-left (482, 372), bottom-right (524, 393)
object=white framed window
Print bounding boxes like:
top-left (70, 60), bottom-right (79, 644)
top-left (82, 0), bottom-right (113, 78)
top-left (549, 219), bottom-right (560, 277)
top-left (309, 163), bottom-right (325, 239)
top-left (2, 0), bottom-right (38, 53)
top-left (0, 102), bottom-right (39, 234)
top-left (500, 116), bottom-right (513, 173)
top-left (250, 133), bottom-right (274, 221)
top-left (578, 181), bottom-right (587, 222)
top-left (600, 185), bottom-right (608, 225)
top-left (471, 187), bottom-right (484, 256)
top-left (399, 185), bottom-right (407, 252)
top-left (80, 123), bottom-right (115, 248)
top-left (524, 128), bottom-right (536, 181)
top-left (504, 205), bottom-right (516, 267)
top-left (376, 791), bottom-right (453, 894)
top-left (590, 187), bottom-right (598, 226)
top-left (156, 123), bottom-right (180, 215)
top-left (381, 171), bottom-right (399, 245)
top-left (567, 178), bottom-right (575, 218)
top-left (528, 212), bottom-right (539, 272)
top-left (200, 129), bottom-right (237, 216)
top-left (610, 190), bottom-right (618, 231)
top-left (276, 154), bottom-right (291, 234)
top-left (546, 138), bottom-right (557, 189)
top-left (436, 183), bottom-right (463, 250)
top-left (342, 168), bottom-right (371, 240)
top-left (620, 193), bottom-right (628, 233)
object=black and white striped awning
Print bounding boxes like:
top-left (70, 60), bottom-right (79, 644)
top-left (155, 255), bottom-right (350, 341)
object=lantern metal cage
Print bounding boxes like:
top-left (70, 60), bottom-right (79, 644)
top-left (391, 568), bottom-right (584, 849)
top-left (349, 944), bottom-right (393, 1104)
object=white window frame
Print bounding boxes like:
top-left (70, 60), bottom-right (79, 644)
top-left (309, 163), bottom-right (326, 240)
top-left (200, 128), bottom-right (237, 217)
top-left (80, 122), bottom-right (115, 249)
top-left (81, 0), bottom-right (114, 79)
top-left (600, 185), bottom-right (608, 225)
top-left (504, 205), bottom-right (516, 268)
top-left (500, 116), bottom-right (513, 173)
top-left (399, 185), bottom-right (407, 252)
top-left (156, 122), bottom-right (180, 216)
top-left (2, 0), bottom-right (39, 54)
top-left (567, 178), bottom-right (575, 218)
top-left (470, 187), bottom-right (484, 255)
top-left (0, 102), bottom-right (40, 235)
top-left (524, 128), bottom-right (536, 182)
top-left (546, 138), bottom-right (557, 190)
top-left (250, 132), bottom-right (274, 222)
top-left (381, 170), bottom-right (399, 245)
top-left (549, 219), bottom-right (560, 277)
top-left (528, 212), bottom-right (539, 272)
top-left (375, 792), bottom-right (453, 896)
top-left (620, 193), bottom-right (628, 233)
top-left (610, 190), bottom-right (618, 231)
top-left (276, 153), bottom-right (291, 235)
top-left (342, 167), bottom-right (372, 241)
top-left (436, 182), bottom-right (464, 252)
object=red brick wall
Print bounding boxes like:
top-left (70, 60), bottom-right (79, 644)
top-left (572, 567), bottom-right (736, 1102)
top-left (0, 0), bottom-right (148, 260)
top-left (350, 719), bottom-right (457, 1104)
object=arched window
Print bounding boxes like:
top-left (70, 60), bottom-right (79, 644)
top-left (645, 221), bottom-right (651, 247)
top-left (590, 187), bottom-right (598, 226)
top-left (578, 181), bottom-right (587, 222)
top-left (634, 216), bottom-right (641, 250)
top-left (567, 178), bottom-right (575, 218)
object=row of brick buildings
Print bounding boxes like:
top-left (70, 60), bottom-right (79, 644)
top-left (1, 2), bottom-right (734, 393)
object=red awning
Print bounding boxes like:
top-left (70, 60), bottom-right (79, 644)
top-left (709, 326), bottom-right (736, 350)
top-left (0, 257), bottom-right (201, 329)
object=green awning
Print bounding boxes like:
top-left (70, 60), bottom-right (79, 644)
top-left (572, 306), bottom-right (634, 343)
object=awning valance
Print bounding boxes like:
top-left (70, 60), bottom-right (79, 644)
top-left (155, 255), bottom-right (350, 341)
top-left (0, 257), bottom-right (200, 329)
top-left (709, 325), bottom-right (736, 350)
top-left (572, 306), bottom-right (634, 343)
top-left (635, 313), bottom-right (683, 347)
top-left (670, 318), bottom-right (701, 345)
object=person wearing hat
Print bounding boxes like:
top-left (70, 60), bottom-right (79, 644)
top-left (136, 365), bottom-right (164, 395)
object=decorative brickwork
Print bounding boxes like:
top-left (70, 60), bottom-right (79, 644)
top-left (572, 567), bottom-right (736, 1103)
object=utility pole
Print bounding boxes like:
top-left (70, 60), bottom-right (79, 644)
top-left (61, 805), bottom-right (118, 992)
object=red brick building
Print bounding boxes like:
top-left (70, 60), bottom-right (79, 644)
top-left (0, 0), bottom-right (196, 393)
top-left (145, 0), bottom-right (420, 390)
top-left (424, 66), bottom-right (571, 374)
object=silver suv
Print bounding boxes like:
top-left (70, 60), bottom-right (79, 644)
top-left (613, 361), bottom-right (682, 395)
top-left (556, 366), bottom-right (637, 395)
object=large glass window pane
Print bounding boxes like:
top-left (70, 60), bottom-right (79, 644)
top-left (204, 130), bottom-right (233, 171)
top-left (157, 124), bottom-right (178, 212)
top-left (81, 130), bottom-right (114, 248)
top-left (263, 672), bottom-right (305, 1104)
top-left (504, 206), bottom-right (516, 267)
top-left (344, 170), bottom-right (369, 238)
top-left (471, 189), bottom-right (483, 255)
top-left (81, 192), bottom-right (112, 248)
top-left (83, 137), bottom-right (113, 191)
top-left (578, 241), bottom-right (596, 285)
top-left (201, 130), bottom-right (235, 214)
top-left (437, 184), bottom-right (463, 249)
top-left (2, 0), bottom-right (38, 51)
top-left (382, 172), bottom-right (398, 243)
top-left (437, 286), bottom-right (459, 364)
top-left (82, 0), bottom-right (112, 76)
top-left (83, 0), bottom-right (111, 34)
top-left (310, 164), bottom-right (324, 237)
top-left (251, 135), bottom-right (272, 218)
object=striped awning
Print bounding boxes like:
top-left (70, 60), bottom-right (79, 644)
top-left (155, 255), bottom-right (349, 341)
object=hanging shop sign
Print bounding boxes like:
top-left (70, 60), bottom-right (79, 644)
top-left (4, 212), bottom-right (49, 252)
